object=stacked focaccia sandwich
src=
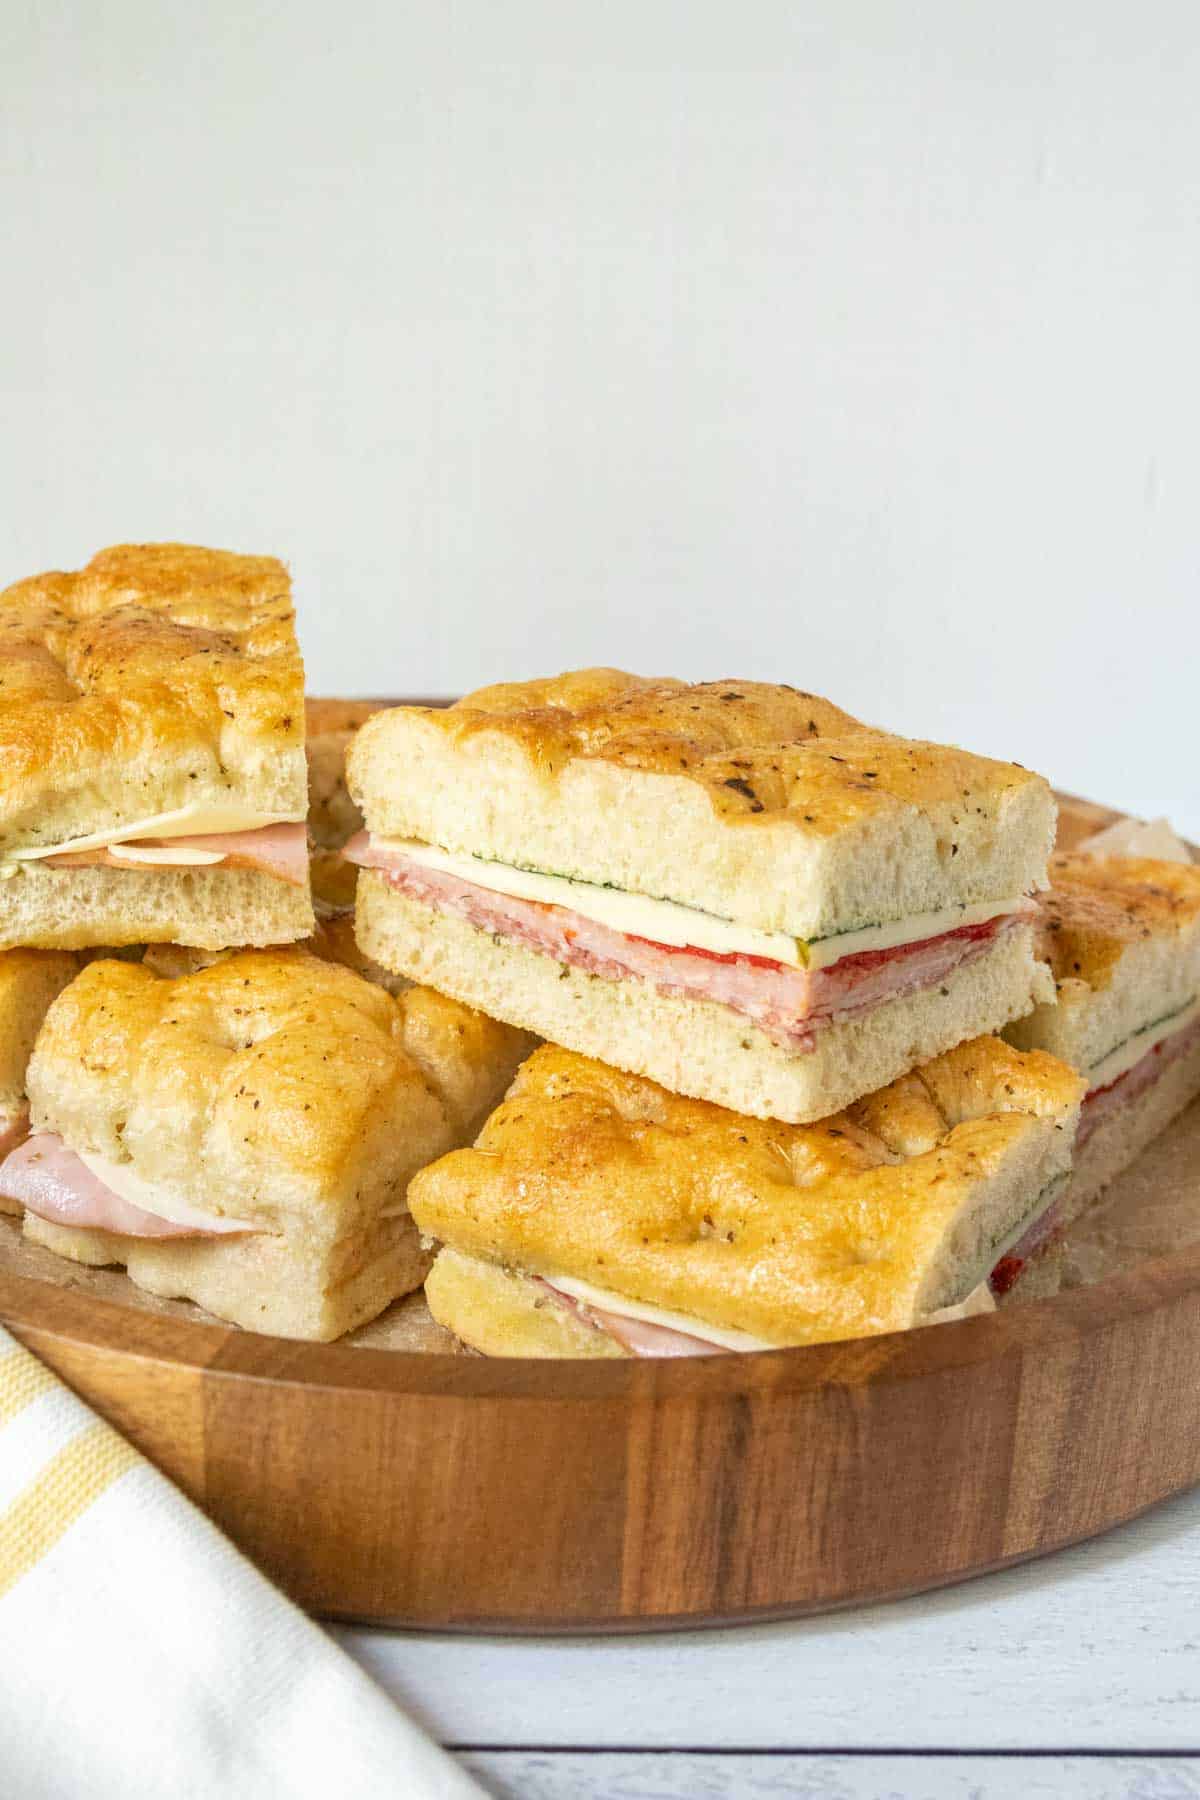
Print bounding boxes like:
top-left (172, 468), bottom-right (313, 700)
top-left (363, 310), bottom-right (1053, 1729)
top-left (343, 667), bottom-right (1099, 1350)
top-left (0, 543), bottom-right (314, 950)
top-left (345, 670), bottom-right (1057, 1124)
top-left (411, 1038), bottom-right (1084, 1357)
top-left (0, 547), bottom-right (532, 1341)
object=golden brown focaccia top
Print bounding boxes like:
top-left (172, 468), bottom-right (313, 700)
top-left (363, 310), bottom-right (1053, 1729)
top-left (409, 1040), bottom-right (1084, 1345)
top-left (139, 921), bottom-right (536, 1124)
top-left (0, 544), bottom-right (306, 852)
top-left (27, 947), bottom-right (530, 1223)
top-left (371, 667), bottom-right (1041, 834)
top-left (349, 669), bottom-right (1055, 940)
top-left (1035, 853), bottom-right (1200, 991)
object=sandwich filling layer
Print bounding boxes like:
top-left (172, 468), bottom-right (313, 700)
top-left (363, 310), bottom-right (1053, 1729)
top-left (1077, 1008), bottom-right (1200, 1148)
top-left (1082, 996), bottom-right (1200, 1093)
top-left (2, 806), bottom-right (308, 887)
top-left (988, 1184), bottom-right (1068, 1297)
top-left (529, 1269), bottom-right (996, 1358)
top-left (0, 1133), bottom-right (261, 1238)
top-left (345, 835), bottom-right (1034, 1051)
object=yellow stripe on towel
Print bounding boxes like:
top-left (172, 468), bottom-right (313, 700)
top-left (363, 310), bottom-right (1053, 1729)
top-left (0, 1419), bottom-right (139, 1598)
top-left (0, 1345), bottom-right (59, 1425)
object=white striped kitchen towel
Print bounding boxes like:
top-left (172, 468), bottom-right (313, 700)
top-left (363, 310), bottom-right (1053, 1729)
top-left (0, 1325), bottom-right (483, 1800)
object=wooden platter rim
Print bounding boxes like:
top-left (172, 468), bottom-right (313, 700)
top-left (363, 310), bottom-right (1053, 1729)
top-left (4, 1237), bottom-right (1198, 1404)
top-left (3, 764), bottom-right (1198, 1631)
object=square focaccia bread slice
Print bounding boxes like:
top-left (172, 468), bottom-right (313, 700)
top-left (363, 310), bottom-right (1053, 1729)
top-left (0, 543), bottom-right (314, 950)
top-left (346, 669), bottom-right (1056, 1123)
top-left (305, 698), bottom-right (390, 910)
top-left (0, 949), bottom-right (80, 1211)
top-left (0, 949), bottom-right (532, 1340)
top-left (411, 1038), bottom-right (1085, 1358)
top-left (1005, 851), bottom-right (1200, 1228)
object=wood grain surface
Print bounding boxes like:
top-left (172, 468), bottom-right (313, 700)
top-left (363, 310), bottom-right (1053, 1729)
top-left (2, 772), bottom-right (1196, 1633)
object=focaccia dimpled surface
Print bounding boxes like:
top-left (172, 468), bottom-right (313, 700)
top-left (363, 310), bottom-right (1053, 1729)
top-left (410, 1039), bottom-right (1084, 1347)
top-left (0, 543), bottom-right (306, 855)
top-left (348, 669), bottom-right (1056, 937)
top-left (27, 947), bottom-right (531, 1233)
top-left (1033, 853), bottom-right (1200, 990)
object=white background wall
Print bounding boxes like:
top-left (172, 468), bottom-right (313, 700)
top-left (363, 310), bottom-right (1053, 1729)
top-left (3, 2), bottom-right (1196, 831)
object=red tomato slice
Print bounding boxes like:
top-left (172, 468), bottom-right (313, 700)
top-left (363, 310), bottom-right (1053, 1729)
top-left (623, 914), bottom-right (1003, 975)
top-left (988, 1254), bottom-right (1024, 1297)
top-left (623, 935), bottom-right (788, 971)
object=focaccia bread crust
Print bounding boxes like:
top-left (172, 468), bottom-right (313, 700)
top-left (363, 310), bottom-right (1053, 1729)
top-left (0, 862), bottom-right (313, 953)
top-left (22, 1207), bottom-right (430, 1344)
top-left (347, 670), bottom-right (1056, 939)
top-left (1006, 852), bottom-right (1200, 1075)
top-left (18, 949), bottom-right (531, 1338)
top-left (411, 1039), bottom-right (1084, 1348)
top-left (28, 948), bottom-right (531, 1223)
top-left (0, 543), bottom-right (306, 856)
top-left (1034, 853), bottom-right (1200, 987)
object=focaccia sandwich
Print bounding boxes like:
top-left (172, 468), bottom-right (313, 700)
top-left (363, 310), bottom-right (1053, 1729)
top-left (347, 669), bottom-right (1056, 1122)
top-left (0, 543), bottom-right (314, 950)
top-left (0, 948), bottom-right (531, 1339)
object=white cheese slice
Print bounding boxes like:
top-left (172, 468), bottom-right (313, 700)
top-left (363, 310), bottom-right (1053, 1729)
top-left (1086, 995), bottom-right (1200, 1091)
top-left (386, 838), bottom-right (1029, 972)
top-left (105, 844), bottom-right (225, 867)
top-left (922, 1282), bottom-right (996, 1326)
top-left (802, 895), bottom-right (1033, 970)
top-left (75, 1147), bottom-right (259, 1235)
top-left (7, 802), bottom-right (304, 863)
top-left (541, 1273), bottom-right (777, 1350)
top-left (541, 1270), bottom-right (994, 1351)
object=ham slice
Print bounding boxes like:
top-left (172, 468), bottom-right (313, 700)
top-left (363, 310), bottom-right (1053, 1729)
top-left (0, 1133), bottom-right (256, 1238)
top-left (991, 1018), bottom-right (1200, 1296)
top-left (536, 1273), bottom-right (994, 1355)
top-left (593, 1310), bottom-right (726, 1356)
top-left (988, 1192), bottom-right (1065, 1298)
top-left (1078, 1015), bottom-right (1200, 1147)
top-left (346, 835), bottom-right (1024, 1051)
top-left (535, 1277), bottom-right (732, 1356)
top-left (42, 822), bottom-right (308, 887)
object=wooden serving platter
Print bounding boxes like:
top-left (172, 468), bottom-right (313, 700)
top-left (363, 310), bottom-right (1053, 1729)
top-left (2, 784), bottom-right (1198, 1634)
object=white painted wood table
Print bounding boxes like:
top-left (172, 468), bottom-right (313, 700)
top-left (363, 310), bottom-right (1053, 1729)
top-left (335, 1481), bottom-right (1200, 1798)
